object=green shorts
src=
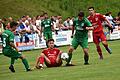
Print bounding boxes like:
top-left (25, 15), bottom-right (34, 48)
top-left (43, 32), bottom-right (52, 41)
top-left (3, 49), bottom-right (22, 59)
top-left (71, 37), bottom-right (88, 49)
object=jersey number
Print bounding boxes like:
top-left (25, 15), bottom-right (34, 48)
top-left (3, 38), bottom-right (6, 47)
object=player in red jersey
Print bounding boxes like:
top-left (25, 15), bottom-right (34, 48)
top-left (35, 39), bottom-right (62, 69)
top-left (87, 7), bottom-right (113, 59)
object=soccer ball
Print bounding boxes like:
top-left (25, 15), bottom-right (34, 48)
top-left (61, 52), bottom-right (69, 60)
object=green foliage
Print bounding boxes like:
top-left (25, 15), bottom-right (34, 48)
top-left (0, 40), bottom-right (120, 80)
top-left (0, 0), bottom-right (120, 19)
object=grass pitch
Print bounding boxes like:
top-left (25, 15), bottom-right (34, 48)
top-left (0, 40), bottom-right (120, 80)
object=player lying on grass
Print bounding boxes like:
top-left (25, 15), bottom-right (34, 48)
top-left (1, 21), bottom-right (31, 72)
top-left (35, 39), bottom-right (69, 69)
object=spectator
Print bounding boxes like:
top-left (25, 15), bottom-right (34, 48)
top-left (105, 12), bottom-right (115, 29)
top-left (0, 19), bottom-right (5, 38)
top-left (114, 12), bottom-right (120, 28)
top-left (63, 17), bottom-right (72, 30)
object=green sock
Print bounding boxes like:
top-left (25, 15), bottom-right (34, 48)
top-left (22, 58), bottom-right (30, 70)
top-left (84, 55), bottom-right (89, 63)
top-left (11, 58), bottom-right (15, 65)
top-left (66, 53), bottom-right (72, 64)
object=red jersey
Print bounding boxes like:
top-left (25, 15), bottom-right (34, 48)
top-left (42, 48), bottom-right (60, 63)
top-left (88, 13), bottom-right (106, 33)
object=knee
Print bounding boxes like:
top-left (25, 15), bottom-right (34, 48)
top-left (83, 48), bottom-right (88, 55)
top-left (40, 53), bottom-right (45, 57)
top-left (69, 47), bottom-right (74, 53)
top-left (20, 55), bottom-right (26, 59)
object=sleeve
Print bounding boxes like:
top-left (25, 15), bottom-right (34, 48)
top-left (9, 33), bottom-right (14, 42)
top-left (73, 20), bottom-right (76, 27)
top-left (42, 49), bottom-right (45, 54)
top-left (41, 21), bottom-right (44, 27)
top-left (99, 14), bottom-right (106, 21)
top-left (85, 18), bottom-right (92, 27)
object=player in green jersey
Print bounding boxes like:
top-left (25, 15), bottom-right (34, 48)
top-left (41, 13), bottom-right (54, 41)
top-left (41, 13), bottom-right (55, 47)
top-left (66, 11), bottom-right (93, 66)
top-left (2, 21), bottom-right (31, 72)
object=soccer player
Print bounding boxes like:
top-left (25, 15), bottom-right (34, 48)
top-left (66, 11), bottom-right (93, 66)
top-left (1, 21), bottom-right (31, 72)
top-left (35, 39), bottom-right (62, 69)
top-left (41, 13), bottom-right (54, 42)
top-left (87, 7), bottom-right (112, 59)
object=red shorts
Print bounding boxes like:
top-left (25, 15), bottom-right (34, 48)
top-left (93, 31), bottom-right (107, 44)
top-left (45, 59), bottom-right (62, 67)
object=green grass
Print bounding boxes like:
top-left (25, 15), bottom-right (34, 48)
top-left (0, 0), bottom-right (120, 19)
top-left (0, 40), bottom-right (120, 80)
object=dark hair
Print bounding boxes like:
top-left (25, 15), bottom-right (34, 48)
top-left (47, 39), bottom-right (54, 43)
top-left (78, 11), bottom-right (84, 17)
top-left (10, 21), bottom-right (18, 28)
top-left (88, 7), bottom-right (94, 10)
top-left (43, 12), bottom-right (48, 16)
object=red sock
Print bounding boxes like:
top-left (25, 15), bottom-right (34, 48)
top-left (39, 56), bottom-right (44, 64)
top-left (97, 46), bottom-right (102, 56)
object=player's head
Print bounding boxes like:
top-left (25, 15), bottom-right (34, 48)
top-left (47, 39), bottom-right (54, 48)
top-left (88, 7), bottom-right (95, 15)
top-left (43, 12), bottom-right (48, 19)
top-left (10, 21), bottom-right (18, 31)
top-left (78, 11), bottom-right (84, 21)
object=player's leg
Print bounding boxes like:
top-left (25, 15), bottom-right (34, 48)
top-left (37, 53), bottom-right (51, 68)
top-left (3, 49), bottom-right (18, 72)
top-left (9, 58), bottom-right (16, 72)
top-left (44, 33), bottom-right (49, 47)
top-left (93, 33), bottom-right (103, 59)
top-left (56, 52), bottom-right (62, 66)
top-left (100, 32), bottom-right (112, 54)
top-left (66, 38), bottom-right (78, 66)
top-left (19, 54), bottom-right (31, 71)
top-left (80, 39), bottom-right (89, 65)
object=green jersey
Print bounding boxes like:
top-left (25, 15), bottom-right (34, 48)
top-left (41, 19), bottom-right (52, 33)
top-left (73, 17), bottom-right (92, 41)
top-left (2, 30), bottom-right (14, 49)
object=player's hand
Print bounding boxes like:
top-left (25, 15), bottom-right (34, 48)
top-left (110, 27), bottom-right (113, 33)
top-left (85, 27), bottom-right (89, 30)
top-left (16, 48), bottom-right (20, 52)
top-left (71, 35), bottom-right (73, 38)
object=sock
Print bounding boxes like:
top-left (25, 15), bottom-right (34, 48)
top-left (97, 46), bottom-right (103, 57)
top-left (103, 44), bottom-right (110, 53)
top-left (66, 53), bottom-right (72, 64)
top-left (84, 55), bottom-right (89, 64)
top-left (22, 58), bottom-right (30, 70)
top-left (11, 58), bottom-right (15, 65)
top-left (39, 56), bottom-right (44, 65)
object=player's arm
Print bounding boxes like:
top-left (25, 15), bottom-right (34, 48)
top-left (85, 18), bottom-right (94, 30)
top-left (71, 20), bottom-right (75, 38)
top-left (105, 17), bottom-right (113, 28)
top-left (51, 22), bottom-right (55, 32)
top-left (9, 42), bottom-right (19, 52)
top-left (9, 33), bottom-right (19, 52)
